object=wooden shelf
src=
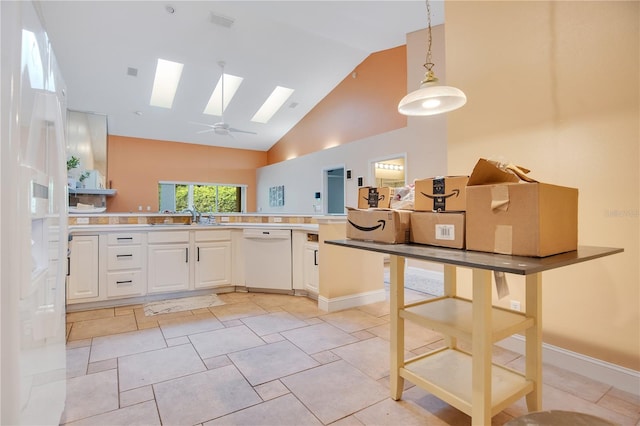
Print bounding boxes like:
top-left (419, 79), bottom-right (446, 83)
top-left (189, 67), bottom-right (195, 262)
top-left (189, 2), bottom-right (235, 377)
top-left (401, 348), bottom-right (533, 417)
top-left (401, 297), bottom-right (534, 343)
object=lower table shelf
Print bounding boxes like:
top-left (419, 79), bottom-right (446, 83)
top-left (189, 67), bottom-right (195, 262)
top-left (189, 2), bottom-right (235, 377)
top-left (401, 348), bottom-right (534, 417)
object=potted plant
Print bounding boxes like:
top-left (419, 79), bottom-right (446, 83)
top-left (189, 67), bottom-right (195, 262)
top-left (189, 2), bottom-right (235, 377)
top-left (67, 156), bottom-right (80, 188)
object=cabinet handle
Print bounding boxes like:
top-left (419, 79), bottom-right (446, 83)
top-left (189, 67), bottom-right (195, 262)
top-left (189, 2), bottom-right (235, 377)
top-left (314, 249), bottom-right (318, 266)
top-left (117, 237), bottom-right (133, 241)
top-left (197, 247), bottom-right (200, 262)
top-left (116, 254), bottom-right (133, 258)
top-left (186, 248), bottom-right (189, 263)
top-left (116, 280), bottom-right (133, 285)
top-left (67, 256), bottom-right (70, 276)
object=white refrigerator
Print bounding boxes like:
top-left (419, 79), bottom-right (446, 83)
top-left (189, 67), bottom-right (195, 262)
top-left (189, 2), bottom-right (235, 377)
top-left (1, 1), bottom-right (68, 424)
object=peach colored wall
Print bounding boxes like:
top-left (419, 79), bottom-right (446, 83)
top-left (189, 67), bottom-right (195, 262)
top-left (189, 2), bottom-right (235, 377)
top-left (445, 1), bottom-right (639, 370)
top-left (107, 135), bottom-right (267, 213)
top-left (267, 46), bottom-right (408, 164)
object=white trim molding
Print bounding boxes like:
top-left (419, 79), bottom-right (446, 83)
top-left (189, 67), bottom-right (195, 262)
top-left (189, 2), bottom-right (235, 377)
top-left (497, 334), bottom-right (640, 395)
top-left (318, 289), bottom-right (387, 312)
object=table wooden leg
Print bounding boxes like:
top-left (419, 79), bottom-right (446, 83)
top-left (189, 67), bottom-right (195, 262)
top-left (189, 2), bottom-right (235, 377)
top-left (443, 265), bottom-right (458, 349)
top-left (525, 273), bottom-right (542, 412)
top-left (471, 268), bottom-right (492, 426)
top-left (389, 254), bottom-right (405, 400)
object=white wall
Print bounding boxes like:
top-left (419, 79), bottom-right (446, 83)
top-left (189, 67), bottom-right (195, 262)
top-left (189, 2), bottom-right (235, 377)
top-left (256, 121), bottom-right (447, 214)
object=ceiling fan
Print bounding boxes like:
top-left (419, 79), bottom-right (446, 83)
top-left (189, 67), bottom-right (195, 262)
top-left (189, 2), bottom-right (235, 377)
top-left (190, 61), bottom-right (256, 138)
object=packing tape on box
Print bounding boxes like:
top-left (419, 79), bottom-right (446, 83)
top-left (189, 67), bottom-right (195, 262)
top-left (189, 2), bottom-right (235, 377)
top-left (494, 271), bottom-right (510, 299)
top-left (495, 225), bottom-right (513, 255)
top-left (490, 185), bottom-right (513, 254)
top-left (490, 185), bottom-right (510, 211)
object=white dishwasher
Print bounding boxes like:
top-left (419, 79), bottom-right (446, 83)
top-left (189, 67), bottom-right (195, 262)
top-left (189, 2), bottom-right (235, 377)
top-left (243, 228), bottom-right (292, 291)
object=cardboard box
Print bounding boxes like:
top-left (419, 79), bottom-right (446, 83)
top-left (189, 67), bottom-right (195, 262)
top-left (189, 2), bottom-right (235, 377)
top-left (414, 176), bottom-right (468, 212)
top-left (411, 211), bottom-right (465, 249)
top-left (357, 187), bottom-right (395, 209)
top-left (465, 159), bottom-right (578, 257)
top-left (346, 208), bottom-right (411, 244)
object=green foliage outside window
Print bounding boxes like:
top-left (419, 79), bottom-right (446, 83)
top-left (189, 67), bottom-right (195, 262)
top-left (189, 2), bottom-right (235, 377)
top-left (176, 185), bottom-right (188, 211)
top-left (159, 183), bottom-right (241, 213)
top-left (218, 186), bottom-right (240, 212)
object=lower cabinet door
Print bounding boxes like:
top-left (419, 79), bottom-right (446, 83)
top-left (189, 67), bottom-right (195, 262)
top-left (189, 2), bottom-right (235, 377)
top-left (107, 270), bottom-right (144, 298)
top-left (194, 242), bottom-right (232, 289)
top-left (67, 235), bottom-right (99, 301)
top-left (303, 243), bottom-right (319, 294)
top-left (147, 244), bottom-right (190, 293)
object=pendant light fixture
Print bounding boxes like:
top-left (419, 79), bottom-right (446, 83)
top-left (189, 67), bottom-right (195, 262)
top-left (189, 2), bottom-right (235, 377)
top-left (398, 0), bottom-right (466, 116)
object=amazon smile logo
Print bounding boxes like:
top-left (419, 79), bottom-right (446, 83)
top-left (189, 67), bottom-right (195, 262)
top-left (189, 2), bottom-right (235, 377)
top-left (420, 189), bottom-right (460, 200)
top-left (348, 219), bottom-right (386, 232)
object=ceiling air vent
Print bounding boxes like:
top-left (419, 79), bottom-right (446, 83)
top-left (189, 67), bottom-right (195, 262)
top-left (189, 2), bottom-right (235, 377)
top-left (210, 12), bottom-right (234, 28)
top-left (127, 67), bottom-right (138, 77)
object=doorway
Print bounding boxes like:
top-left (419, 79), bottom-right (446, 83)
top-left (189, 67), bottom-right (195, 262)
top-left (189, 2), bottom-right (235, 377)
top-left (323, 166), bottom-right (345, 215)
top-left (370, 154), bottom-right (406, 188)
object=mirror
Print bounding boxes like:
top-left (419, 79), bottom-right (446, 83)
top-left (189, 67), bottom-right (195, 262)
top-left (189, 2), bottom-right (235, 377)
top-left (66, 110), bottom-right (108, 185)
top-left (372, 155), bottom-right (406, 188)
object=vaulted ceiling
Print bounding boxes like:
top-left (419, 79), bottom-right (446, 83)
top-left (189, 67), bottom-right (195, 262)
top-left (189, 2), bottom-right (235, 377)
top-left (38, 1), bottom-right (444, 151)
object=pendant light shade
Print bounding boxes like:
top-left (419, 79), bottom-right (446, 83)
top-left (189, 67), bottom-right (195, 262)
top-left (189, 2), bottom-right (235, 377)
top-left (398, 79), bottom-right (467, 116)
top-left (398, 0), bottom-right (466, 116)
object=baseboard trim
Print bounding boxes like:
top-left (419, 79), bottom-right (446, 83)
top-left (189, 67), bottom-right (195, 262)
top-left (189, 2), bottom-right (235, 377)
top-left (496, 335), bottom-right (640, 395)
top-left (318, 289), bottom-right (387, 312)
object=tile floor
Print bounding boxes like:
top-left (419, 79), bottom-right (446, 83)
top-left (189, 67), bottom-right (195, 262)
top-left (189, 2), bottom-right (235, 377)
top-left (64, 287), bottom-right (640, 425)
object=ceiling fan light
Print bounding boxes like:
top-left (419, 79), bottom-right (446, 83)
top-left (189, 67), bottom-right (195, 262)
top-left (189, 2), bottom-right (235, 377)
top-left (398, 81), bottom-right (467, 116)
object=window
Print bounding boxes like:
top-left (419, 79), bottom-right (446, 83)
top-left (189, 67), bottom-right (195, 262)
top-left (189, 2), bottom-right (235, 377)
top-left (158, 182), bottom-right (246, 213)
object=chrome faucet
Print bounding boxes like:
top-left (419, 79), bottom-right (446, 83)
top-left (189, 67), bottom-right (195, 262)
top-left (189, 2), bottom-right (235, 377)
top-left (181, 208), bottom-right (199, 223)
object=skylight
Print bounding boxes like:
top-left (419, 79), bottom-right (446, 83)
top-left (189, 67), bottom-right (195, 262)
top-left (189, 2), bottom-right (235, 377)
top-left (149, 59), bottom-right (184, 108)
top-left (203, 74), bottom-right (243, 116)
top-left (251, 86), bottom-right (294, 124)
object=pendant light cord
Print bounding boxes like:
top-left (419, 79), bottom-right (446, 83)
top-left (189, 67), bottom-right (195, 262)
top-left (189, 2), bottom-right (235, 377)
top-left (423, 0), bottom-right (436, 84)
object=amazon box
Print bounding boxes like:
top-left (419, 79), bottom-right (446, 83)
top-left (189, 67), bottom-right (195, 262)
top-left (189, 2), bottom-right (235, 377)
top-left (465, 159), bottom-right (578, 257)
top-left (357, 187), bottom-right (395, 209)
top-left (414, 176), bottom-right (468, 212)
top-left (411, 211), bottom-right (465, 249)
top-left (346, 207), bottom-right (411, 244)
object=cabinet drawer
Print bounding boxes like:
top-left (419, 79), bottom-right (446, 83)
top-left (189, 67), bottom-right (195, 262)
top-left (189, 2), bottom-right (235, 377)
top-left (107, 245), bottom-right (143, 270)
top-left (148, 231), bottom-right (190, 244)
top-left (195, 229), bottom-right (231, 242)
top-left (107, 270), bottom-right (144, 298)
top-left (107, 233), bottom-right (142, 245)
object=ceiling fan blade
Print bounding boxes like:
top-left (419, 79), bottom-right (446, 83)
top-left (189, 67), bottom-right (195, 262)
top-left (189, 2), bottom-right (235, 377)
top-left (229, 128), bottom-right (257, 135)
top-left (189, 121), bottom-right (216, 128)
top-left (196, 128), bottom-right (216, 134)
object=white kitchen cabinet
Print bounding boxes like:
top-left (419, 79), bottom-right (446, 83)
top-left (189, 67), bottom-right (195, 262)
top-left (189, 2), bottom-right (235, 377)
top-left (147, 231), bottom-right (190, 293)
top-left (106, 232), bottom-right (146, 298)
top-left (194, 230), bottom-right (232, 289)
top-left (67, 235), bottom-right (99, 301)
top-left (303, 241), bottom-right (319, 294)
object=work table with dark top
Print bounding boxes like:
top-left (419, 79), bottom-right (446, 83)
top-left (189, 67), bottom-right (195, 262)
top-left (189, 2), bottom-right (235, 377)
top-left (325, 240), bottom-right (623, 275)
